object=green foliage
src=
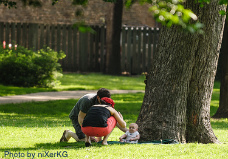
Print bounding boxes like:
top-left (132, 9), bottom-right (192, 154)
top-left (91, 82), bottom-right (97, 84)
top-left (0, 0), bottom-right (17, 8)
top-left (145, 0), bottom-right (204, 33)
top-left (72, 21), bottom-right (96, 33)
top-left (72, 0), bottom-right (88, 5)
top-left (0, 0), bottom-right (59, 8)
top-left (0, 44), bottom-right (66, 88)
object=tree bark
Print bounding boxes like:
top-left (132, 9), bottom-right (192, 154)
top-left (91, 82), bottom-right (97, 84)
top-left (213, 15), bottom-right (228, 118)
top-left (105, 0), bottom-right (123, 75)
top-left (137, 0), bottom-right (226, 143)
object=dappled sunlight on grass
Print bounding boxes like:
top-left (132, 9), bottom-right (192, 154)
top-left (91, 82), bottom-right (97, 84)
top-left (57, 73), bottom-right (145, 91)
top-left (0, 73), bottom-right (145, 96)
top-left (0, 94), bottom-right (144, 129)
top-left (1, 81), bottom-right (228, 159)
top-left (0, 113), bottom-right (70, 128)
top-left (0, 84), bottom-right (55, 96)
top-left (210, 81), bottom-right (220, 116)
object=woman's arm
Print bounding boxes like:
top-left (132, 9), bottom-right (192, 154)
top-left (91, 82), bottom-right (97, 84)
top-left (116, 123), bottom-right (128, 132)
top-left (111, 109), bottom-right (126, 128)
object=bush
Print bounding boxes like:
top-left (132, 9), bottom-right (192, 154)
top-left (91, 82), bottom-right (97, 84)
top-left (0, 45), bottom-right (66, 87)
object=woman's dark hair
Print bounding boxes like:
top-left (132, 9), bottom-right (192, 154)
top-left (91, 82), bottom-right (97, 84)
top-left (97, 88), bottom-right (111, 98)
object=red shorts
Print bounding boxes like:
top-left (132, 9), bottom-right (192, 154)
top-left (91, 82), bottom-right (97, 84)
top-left (81, 116), bottom-right (117, 137)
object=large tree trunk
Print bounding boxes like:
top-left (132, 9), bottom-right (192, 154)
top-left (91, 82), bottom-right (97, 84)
top-left (213, 14), bottom-right (228, 118)
top-left (105, 0), bottom-right (123, 75)
top-left (137, 0), bottom-right (226, 143)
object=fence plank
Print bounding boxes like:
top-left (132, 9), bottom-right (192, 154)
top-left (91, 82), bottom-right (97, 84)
top-left (28, 23), bottom-right (38, 50)
top-left (0, 22), bottom-right (159, 74)
top-left (22, 23), bottom-right (27, 48)
top-left (0, 22), bottom-right (4, 43)
top-left (28, 23), bottom-right (33, 49)
top-left (84, 32), bottom-right (89, 72)
top-left (137, 27), bottom-right (142, 73)
top-left (11, 23), bottom-right (16, 45)
top-left (34, 24), bottom-right (39, 51)
top-left (5, 23), bottom-right (9, 44)
top-left (56, 24), bottom-right (61, 53)
top-left (62, 24), bottom-right (67, 70)
top-left (153, 28), bottom-right (159, 59)
top-left (68, 25), bottom-right (73, 72)
top-left (16, 23), bottom-right (21, 46)
top-left (89, 27), bottom-right (95, 71)
top-left (57, 24), bottom-right (63, 69)
top-left (148, 28), bottom-right (152, 70)
top-left (127, 27), bottom-right (132, 73)
top-left (51, 24), bottom-right (56, 51)
top-left (79, 31), bottom-right (85, 71)
top-left (72, 27), bottom-right (78, 72)
top-left (121, 27), bottom-right (126, 72)
top-left (39, 24), bottom-right (44, 49)
top-left (45, 24), bottom-right (50, 47)
top-left (142, 27), bottom-right (147, 72)
top-left (100, 26), bottom-right (105, 73)
top-left (94, 26), bottom-right (100, 71)
top-left (132, 27), bottom-right (138, 74)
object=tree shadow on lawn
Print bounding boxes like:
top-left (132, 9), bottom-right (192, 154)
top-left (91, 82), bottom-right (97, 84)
top-left (0, 142), bottom-right (103, 152)
top-left (211, 119), bottom-right (228, 130)
top-left (35, 141), bottom-right (104, 149)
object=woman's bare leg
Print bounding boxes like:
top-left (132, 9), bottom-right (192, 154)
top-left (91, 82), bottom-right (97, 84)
top-left (85, 135), bottom-right (91, 147)
top-left (102, 129), bottom-right (114, 145)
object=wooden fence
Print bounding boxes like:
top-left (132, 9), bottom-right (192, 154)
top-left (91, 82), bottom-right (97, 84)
top-left (0, 22), bottom-right (160, 74)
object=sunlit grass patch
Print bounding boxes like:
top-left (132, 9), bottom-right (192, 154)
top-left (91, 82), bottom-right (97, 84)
top-left (0, 73), bottom-right (145, 96)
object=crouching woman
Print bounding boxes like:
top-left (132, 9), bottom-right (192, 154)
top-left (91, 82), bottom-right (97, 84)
top-left (81, 97), bottom-right (126, 146)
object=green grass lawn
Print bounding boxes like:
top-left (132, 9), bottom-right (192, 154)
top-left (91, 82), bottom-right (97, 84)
top-left (0, 73), bottom-right (227, 158)
top-left (0, 73), bottom-right (145, 96)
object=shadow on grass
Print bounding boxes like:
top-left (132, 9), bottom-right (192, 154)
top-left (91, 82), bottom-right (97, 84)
top-left (0, 142), bottom-right (103, 152)
top-left (0, 93), bottom-right (144, 127)
top-left (0, 93), bottom-right (144, 116)
top-left (211, 119), bottom-right (228, 130)
top-left (0, 99), bottom-right (77, 116)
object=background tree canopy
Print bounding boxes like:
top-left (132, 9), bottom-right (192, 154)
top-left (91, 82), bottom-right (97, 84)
top-left (1, 0), bottom-right (226, 33)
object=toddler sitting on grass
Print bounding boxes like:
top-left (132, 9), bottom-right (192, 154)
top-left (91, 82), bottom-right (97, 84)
top-left (119, 123), bottom-right (140, 143)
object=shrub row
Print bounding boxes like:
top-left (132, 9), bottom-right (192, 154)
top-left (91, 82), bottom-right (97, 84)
top-left (0, 45), bottom-right (66, 87)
